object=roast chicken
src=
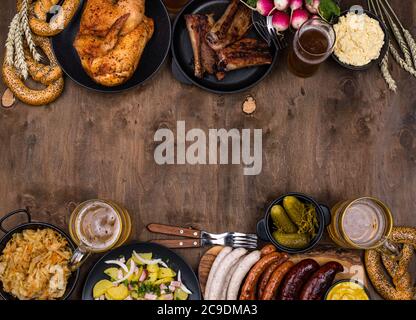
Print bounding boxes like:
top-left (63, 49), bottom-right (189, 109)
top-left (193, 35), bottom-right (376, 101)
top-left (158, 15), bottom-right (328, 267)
top-left (74, 0), bottom-right (154, 87)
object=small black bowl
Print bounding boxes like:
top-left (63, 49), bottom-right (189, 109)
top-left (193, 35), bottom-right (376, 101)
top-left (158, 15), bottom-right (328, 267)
top-left (324, 279), bottom-right (371, 300)
top-left (0, 209), bottom-right (79, 300)
top-left (257, 192), bottom-right (331, 254)
top-left (331, 9), bottom-right (390, 71)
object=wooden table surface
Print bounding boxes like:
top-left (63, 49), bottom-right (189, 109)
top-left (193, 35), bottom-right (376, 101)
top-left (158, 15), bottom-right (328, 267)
top-left (0, 0), bottom-right (415, 300)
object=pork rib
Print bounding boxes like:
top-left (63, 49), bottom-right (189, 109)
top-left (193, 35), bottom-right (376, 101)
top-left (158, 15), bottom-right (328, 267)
top-left (185, 14), bottom-right (218, 78)
top-left (217, 38), bottom-right (272, 71)
top-left (206, 1), bottom-right (251, 51)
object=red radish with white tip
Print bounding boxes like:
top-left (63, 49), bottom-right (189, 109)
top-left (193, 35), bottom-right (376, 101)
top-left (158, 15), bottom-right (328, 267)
top-left (291, 8), bottom-right (309, 29)
top-left (274, 0), bottom-right (290, 11)
top-left (272, 11), bottom-right (290, 32)
top-left (305, 0), bottom-right (320, 14)
top-left (257, 0), bottom-right (275, 16)
top-left (289, 0), bottom-right (303, 11)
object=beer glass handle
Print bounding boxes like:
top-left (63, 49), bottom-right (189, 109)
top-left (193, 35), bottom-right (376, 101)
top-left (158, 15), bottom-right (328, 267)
top-left (69, 245), bottom-right (91, 271)
top-left (376, 238), bottom-right (402, 261)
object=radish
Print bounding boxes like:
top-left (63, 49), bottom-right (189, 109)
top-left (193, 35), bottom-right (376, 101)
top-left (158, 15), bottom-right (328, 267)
top-left (274, 0), bottom-right (289, 11)
top-left (289, 0), bottom-right (303, 11)
top-left (305, 0), bottom-right (320, 14)
top-left (291, 8), bottom-right (309, 29)
top-left (272, 11), bottom-right (290, 32)
top-left (257, 0), bottom-right (275, 16)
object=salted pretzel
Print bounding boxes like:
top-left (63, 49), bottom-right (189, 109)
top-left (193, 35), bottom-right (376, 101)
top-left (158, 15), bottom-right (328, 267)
top-left (2, 36), bottom-right (64, 106)
top-left (365, 227), bottom-right (416, 300)
top-left (17, 0), bottom-right (80, 36)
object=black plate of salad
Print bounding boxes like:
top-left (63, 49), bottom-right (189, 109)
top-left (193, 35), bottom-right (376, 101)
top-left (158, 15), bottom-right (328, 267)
top-left (82, 242), bottom-right (201, 300)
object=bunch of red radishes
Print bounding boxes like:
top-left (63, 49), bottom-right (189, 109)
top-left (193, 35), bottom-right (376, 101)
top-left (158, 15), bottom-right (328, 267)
top-left (252, 0), bottom-right (321, 32)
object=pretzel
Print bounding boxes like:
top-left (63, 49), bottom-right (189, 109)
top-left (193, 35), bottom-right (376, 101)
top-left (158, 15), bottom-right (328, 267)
top-left (365, 227), bottom-right (416, 300)
top-left (17, 0), bottom-right (80, 36)
top-left (2, 36), bottom-right (64, 106)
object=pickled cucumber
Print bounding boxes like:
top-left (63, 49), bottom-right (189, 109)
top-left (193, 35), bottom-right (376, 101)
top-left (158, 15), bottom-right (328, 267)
top-left (283, 196), bottom-right (305, 228)
top-left (271, 205), bottom-right (297, 233)
top-left (272, 232), bottom-right (310, 249)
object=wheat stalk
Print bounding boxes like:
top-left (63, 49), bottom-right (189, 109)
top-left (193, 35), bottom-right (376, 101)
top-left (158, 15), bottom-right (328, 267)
top-left (5, 14), bottom-right (20, 66)
top-left (13, 22), bottom-right (28, 79)
top-left (389, 43), bottom-right (416, 78)
top-left (20, 0), bottom-right (41, 62)
top-left (388, 18), bottom-right (413, 67)
top-left (380, 49), bottom-right (397, 92)
top-left (402, 29), bottom-right (416, 69)
top-left (382, 0), bottom-right (416, 69)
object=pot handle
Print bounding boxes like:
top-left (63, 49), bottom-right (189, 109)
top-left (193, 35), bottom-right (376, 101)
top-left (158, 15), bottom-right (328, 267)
top-left (319, 204), bottom-right (331, 226)
top-left (171, 58), bottom-right (192, 85)
top-left (256, 219), bottom-right (269, 241)
top-left (0, 209), bottom-right (31, 233)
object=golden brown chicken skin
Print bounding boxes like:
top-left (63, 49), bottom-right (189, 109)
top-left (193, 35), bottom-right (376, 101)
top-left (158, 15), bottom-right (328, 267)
top-left (73, 0), bottom-right (154, 87)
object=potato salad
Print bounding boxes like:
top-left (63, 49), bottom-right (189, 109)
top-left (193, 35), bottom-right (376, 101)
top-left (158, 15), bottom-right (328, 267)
top-left (93, 251), bottom-right (192, 300)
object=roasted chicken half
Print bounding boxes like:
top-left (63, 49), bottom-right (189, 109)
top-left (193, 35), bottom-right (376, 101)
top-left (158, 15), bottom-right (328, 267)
top-left (74, 0), bottom-right (154, 87)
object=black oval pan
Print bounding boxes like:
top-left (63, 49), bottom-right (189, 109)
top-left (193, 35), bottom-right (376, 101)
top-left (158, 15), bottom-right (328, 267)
top-left (171, 0), bottom-right (278, 94)
top-left (51, 0), bottom-right (171, 93)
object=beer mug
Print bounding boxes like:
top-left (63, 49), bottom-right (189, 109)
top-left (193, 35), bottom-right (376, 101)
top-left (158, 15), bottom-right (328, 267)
top-left (327, 197), bottom-right (401, 259)
top-left (162, 0), bottom-right (190, 13)
top-left (68, 199), bottom-right (132, 270)
top-left (288, 18), bottom-right (336, 78)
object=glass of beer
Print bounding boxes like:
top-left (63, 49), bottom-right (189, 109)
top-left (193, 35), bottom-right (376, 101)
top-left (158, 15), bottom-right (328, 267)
top-left (162, 0), bottom-right (189, 14)
top-left (288, 18), bottom-right (336, 78)
top-left (68, 199), bottom-right (132, 269)
top-left (327, 197), bottom-right (400, 258)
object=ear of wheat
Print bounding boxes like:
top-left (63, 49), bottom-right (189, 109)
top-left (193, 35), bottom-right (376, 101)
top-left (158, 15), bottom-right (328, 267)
top-left (380, 48), bottom-right (397, 92)
top-left (4, 0), bottom-right (41, 79)
top-left (369, 0), bottom-right (416, 92)
top-left (20, 0), bottom-right (42, 62)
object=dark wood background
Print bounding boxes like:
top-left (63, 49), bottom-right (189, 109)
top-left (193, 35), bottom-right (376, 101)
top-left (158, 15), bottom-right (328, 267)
top-left (0, 0), bottom-right (415, 299)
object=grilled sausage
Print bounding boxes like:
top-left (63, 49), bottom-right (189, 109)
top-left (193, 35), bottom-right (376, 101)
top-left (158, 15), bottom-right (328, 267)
top-left (208, 248), bottom-right (247, 300)
top-left (299, 261), bottom-right (344, 300)
top-left (277, 259), bottom-right (320, 300)
top-left (239, 252), bottom-right (288, 300)
top-left (226, 251), bottom-right (261, 300)
top-left (261, 261), bottom-right (294, 300)
top-left (258, 261), bottom-right (280, 298)
top-left (260, 244), bottom-right (277, 257)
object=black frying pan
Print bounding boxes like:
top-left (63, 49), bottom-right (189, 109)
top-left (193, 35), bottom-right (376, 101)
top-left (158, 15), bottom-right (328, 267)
top-left (82, 242), bottom-right (201, 300)
top-left (171, 0), bottom-right (278, 94)
top-left (51, 0), bottom-right (171, 93)
top-left (0, 209), bottom-right (80, 300)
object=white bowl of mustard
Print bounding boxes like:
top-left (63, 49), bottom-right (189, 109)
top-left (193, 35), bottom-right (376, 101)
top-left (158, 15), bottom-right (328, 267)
top-left (325, 280), bottom-right (370, 300)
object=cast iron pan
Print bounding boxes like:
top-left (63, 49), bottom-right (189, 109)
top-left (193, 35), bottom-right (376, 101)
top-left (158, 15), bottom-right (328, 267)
top-left (51, 0), bottom-right (171, 93)
top-left (172, 0), bottom-right (278, 94)
top-left (0, 209), bottom-right (79, 300)
top-left (82, 242), bottom-right (201, 300)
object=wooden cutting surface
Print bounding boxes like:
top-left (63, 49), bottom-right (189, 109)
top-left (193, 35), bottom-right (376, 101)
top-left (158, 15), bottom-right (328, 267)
top-left (0, 0), bottom-right (415, 299)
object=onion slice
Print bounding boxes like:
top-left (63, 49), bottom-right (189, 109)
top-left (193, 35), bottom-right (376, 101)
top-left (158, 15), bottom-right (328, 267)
top-left (177, 270), bottom-right (193, 295)
top-left (105, 259), bottom-right (129, 273)
top-left (112, 260), bottom-right (135, 284)
top-left (133, 251), bottom-right (168, 268)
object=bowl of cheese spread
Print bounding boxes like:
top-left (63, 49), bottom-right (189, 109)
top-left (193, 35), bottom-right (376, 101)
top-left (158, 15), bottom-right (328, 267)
top-left (332, 10), bottom-right (389, 70)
